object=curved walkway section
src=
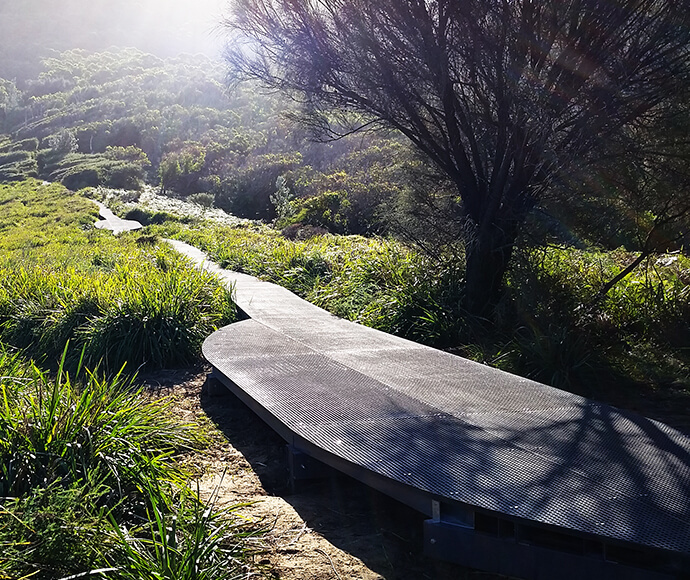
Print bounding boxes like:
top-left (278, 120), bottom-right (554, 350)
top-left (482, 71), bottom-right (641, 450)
top-left (93, 200), bottom-right (142, 234)
top-left (169, 239), bottom-right (690, 580)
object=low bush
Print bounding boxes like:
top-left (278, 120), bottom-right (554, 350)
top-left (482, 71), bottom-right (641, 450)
top-left (0, 346), bottom-right (199, 498)
top-left (10, 137), bottom-right (39, 152)
top-left (188, 191), bottom-right (215, 208)
top-left (0, 246), bottom-right (235, 374)
top-left (0, 149), bottom-right (32, 165)
top-left (0, 482), bottom-right (113, 579)
top-left (124, 206), bottom-right (180, 225)
top-left (50, 154), bottom-right (147, 190)
top-left (0, 149), bottom-right (38, 181)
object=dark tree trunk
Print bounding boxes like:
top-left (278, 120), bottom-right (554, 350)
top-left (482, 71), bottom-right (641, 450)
top-left (464, 218), bottom-right (519, 319)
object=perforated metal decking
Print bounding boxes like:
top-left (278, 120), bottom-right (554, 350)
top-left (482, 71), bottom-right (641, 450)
top-left (169, 240), bottom-right (690, 580)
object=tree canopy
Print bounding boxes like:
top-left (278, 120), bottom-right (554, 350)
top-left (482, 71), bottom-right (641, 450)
top-left (224, 0), bottom-right (690, 316)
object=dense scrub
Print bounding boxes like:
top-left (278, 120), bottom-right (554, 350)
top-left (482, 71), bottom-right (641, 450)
top-left (0, 48), bottom-right (414, 233)
top-left (0, 180), bottom-right (235, 374)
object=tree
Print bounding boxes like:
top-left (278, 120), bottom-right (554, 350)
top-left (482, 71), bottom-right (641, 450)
top-left (223, 0), bottom-right (690, 317)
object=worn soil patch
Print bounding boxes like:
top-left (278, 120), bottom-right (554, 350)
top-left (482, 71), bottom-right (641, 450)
top-left (141, 367), bottom-right (509, 580)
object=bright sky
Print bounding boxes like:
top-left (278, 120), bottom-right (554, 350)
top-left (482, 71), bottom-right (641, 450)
top-left (0, 0), bottom-right (230, 60)
top-left (134, 0), bottom-right (228, 57)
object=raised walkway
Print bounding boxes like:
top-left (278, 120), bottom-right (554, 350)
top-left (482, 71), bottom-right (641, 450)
top-left (93, 201), bottom-right (142, 234)
top-left (169, 239), bottom-right (690, 580)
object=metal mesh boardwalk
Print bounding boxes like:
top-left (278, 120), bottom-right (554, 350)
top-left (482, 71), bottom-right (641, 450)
top-left (169, 240), bottom-right (690, 579)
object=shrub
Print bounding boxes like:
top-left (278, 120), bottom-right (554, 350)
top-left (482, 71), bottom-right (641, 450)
top-left (0, 252), bottom-right (235, 373)
top-left (288, 190), bottom-right (350, 234)
top-left (188, 192), bottom-right (215, 208)
top-left (214, 152), bottom-right (302, 220)
top-left (10, 137), bottom-right (39, 152)
top-left (61, 166), bottom-right (101, 189)
top-left (125, 207), bottom-right (179, 225)
top-left (0, 150), bottom-right (38, 181)
top-left (0, 149), bottom-right (32, 165)
top-left (0, 344), bottom-right (261, 580)
top-left (0, 483), bottom-right (113, 579)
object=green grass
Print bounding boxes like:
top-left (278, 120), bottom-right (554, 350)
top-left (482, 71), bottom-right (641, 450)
top-left (0, 348), bottom-right (197, 498)
top-left (0, 344), bottom-right (261, 580)
top-left (108, 482), bottom-right (260, 580)
top-left (155, 221), bottom-right (467, 348)
top-left (0, 179), bottom-right (259, 579)
top-left (0, 180), bottom-right (235, 374)
top-left (508, 247), bottom-right (690, 390)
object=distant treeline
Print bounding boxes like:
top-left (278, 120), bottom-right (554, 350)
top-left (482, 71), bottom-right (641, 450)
top-left (0, 46), bottom-right (687, 251)
top-left (0, 48), bottom-right (419, 235)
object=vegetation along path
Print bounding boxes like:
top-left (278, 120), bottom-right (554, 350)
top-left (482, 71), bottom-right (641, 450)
top-left (169, 239), bottom-right (690, 580)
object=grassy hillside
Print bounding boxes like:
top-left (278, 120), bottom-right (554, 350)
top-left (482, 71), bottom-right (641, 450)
top-left (0, 179), bottom-right (234, 374)
top-left (0, 180), bottom-right (264, 580)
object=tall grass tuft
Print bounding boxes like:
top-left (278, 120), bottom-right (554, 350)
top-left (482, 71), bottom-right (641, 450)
top-left (0, 180), bottom-right (235, 375)
top-left (0, 346), bottom-right (199, 499)
top-left (0, 252), bottom-right (235, 374)
top-left (0, 343), bottom-right (262, 580)
top-left (107, 482), bottom-right (260, 580)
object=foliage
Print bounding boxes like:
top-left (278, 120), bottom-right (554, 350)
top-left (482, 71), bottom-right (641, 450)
top-left (108, 483), bottom-right (259, 580)
top-left (0, 178), bottom-right (259, 578)
top-left (0, 343), bottom-right (261, 580)
top-left (213, 152), bottom-right (303, 220)
top-left (159, 222), bottom-right (468, 347)
top-left (504, 246), bottom-right (690, 390)
top-left (0, 481), bottom-right (114, 579)
top-left (288, 190), bottom-right (351, 234)
top-left (39, 146), bottom-right (150, 191)
top-left (270, 174), bottom-right (294, 220)
top-left (124, 206), bottom-right (182, 226)
top-left (0, 180), bottom-right (235, 374)
top-left (0, 149), bottom-right (38, 181)
top-left (0, 348), bottom-right (197, 499)
top-left (0, 46), bottom-right (422, 232)
top-left (188, 192), bottom-right (215, 208)
top-left (225, 0), bottom-right (690, 317)
top-left (48, 128), bottom-right (78, 155)
top-left (159, 142), bottom-right (206, 195)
